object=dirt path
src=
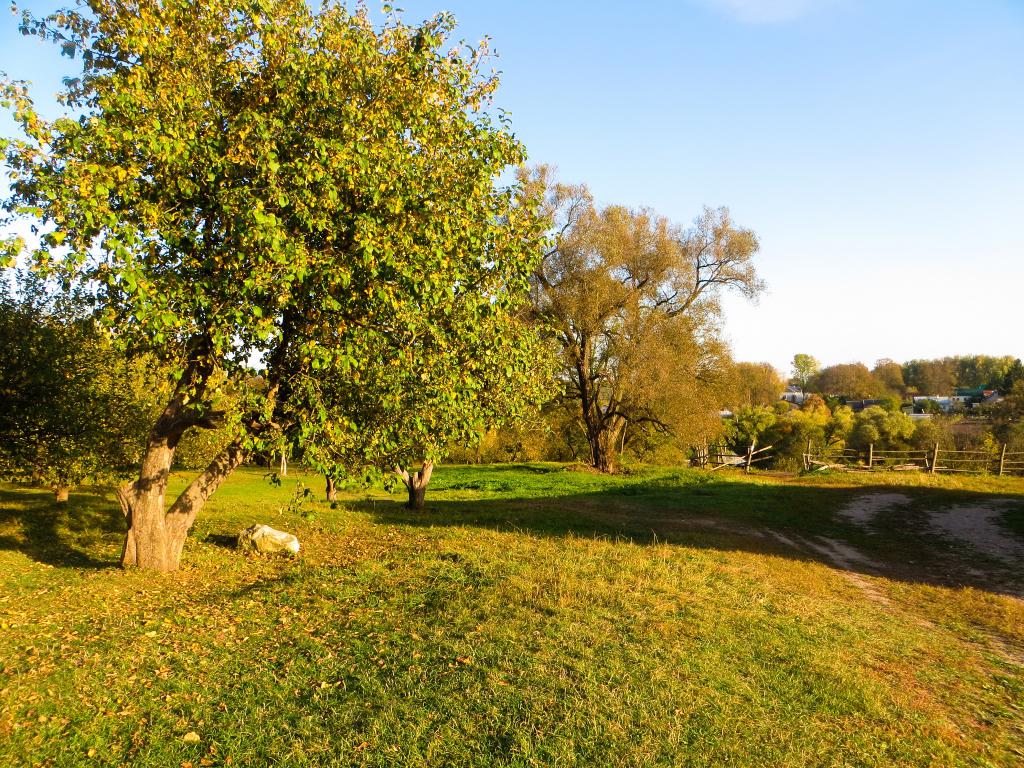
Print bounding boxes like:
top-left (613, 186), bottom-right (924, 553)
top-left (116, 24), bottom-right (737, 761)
top-left (928, 500), bottom-right (1024, 563)
top-left (837, 491), bottom-right (1024, 564)
top-left (837, 492), bottom-right (912, 525)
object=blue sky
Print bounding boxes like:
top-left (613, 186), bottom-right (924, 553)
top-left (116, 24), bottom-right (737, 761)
top-left (3, 0), bottom-right (1022, 375)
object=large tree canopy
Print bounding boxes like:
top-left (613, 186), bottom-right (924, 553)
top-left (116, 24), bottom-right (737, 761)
top-left (2, 0), bottom-right (546, 571)
top-left (730, 361), bottom-right (785, 409)
top-left (810, 363), bottom-right (884, 400)
top-left (524, 166), bottom-right (762, 472)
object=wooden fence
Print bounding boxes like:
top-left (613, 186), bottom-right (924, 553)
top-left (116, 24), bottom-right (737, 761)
top-left (803, 441), bottom-right (1024, 476)
top-left (693, 440), bottom-right (1024, 477)
top-left (693, 442), bottom-right (773, 473)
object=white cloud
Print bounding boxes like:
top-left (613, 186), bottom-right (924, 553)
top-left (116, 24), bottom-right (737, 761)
top-left (697, 0), bottom-right (837, 24)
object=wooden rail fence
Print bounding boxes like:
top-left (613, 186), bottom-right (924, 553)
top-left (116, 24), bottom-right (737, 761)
top-left (693, 441), bottom-right (1024, 477)
top-left (803, 441), bottom-right (1024, 476)
top-left (693, 441), bottom-right (773, 473)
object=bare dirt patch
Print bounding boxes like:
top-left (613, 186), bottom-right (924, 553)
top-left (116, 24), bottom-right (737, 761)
top-left (838, 493), bottom-right (912, 525)
top-left (928, 501), bottom-right (1024, 563)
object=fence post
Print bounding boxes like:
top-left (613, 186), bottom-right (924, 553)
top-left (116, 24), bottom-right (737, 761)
top-left (804, 437), bottom-right (812, 471)
top-left (930, 443), bottom-right (939, 474)
top-left (999, 443), bottom-right (1007, 477)
top-left (745, 440), bottom-right (756, 474)
top-left (867, 443), bottom-right (874, 469)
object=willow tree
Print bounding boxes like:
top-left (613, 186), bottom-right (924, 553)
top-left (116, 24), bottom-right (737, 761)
top-left (524, 167), bottom-right (762, 472)
top-left (2, 1), bottom-right (544, 571)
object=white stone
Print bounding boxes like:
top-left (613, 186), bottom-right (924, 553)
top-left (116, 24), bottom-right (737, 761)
top-left (238, 524), bottom-right (300, 556)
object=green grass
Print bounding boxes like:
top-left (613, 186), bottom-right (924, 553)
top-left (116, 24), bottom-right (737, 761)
top-left (1, 464), bottom-right (1023, 767)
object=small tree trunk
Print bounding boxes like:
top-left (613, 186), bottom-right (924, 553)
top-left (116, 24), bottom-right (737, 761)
top-left (54, 486), bottom-right (70, 504)
top-left (279, 451), bottom-right (288, 477)
top-left (407, 481), bottom-right (427, 510)
top-left (396, 461), bottom-right (434, 510)
top-left (326, 476), bottom-right (338, 502)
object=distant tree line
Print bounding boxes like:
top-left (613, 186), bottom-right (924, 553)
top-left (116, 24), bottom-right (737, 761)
top-left (717, 353), bottom-right (1024, 470)
top-left (781, 354), bottom-right (1023, 400)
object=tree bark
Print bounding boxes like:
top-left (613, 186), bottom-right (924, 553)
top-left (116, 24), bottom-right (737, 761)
top-left (325, 476), bottom-right (337, 502)
top-left (115, 321), bottom-right (293, 572)
top-left (592, 430), bottom-right (619, 473)
top-left (571, 336), bottom-right (622, 473)
top-left (396, 461), bottom-right (433, 510)
top-left (117, 340), bottom-right (244, 572)
top-left (162, 443), bottom-right (245, 569)
top-left (118, 435), bottom-right (178, 571)
top-left (118, 440), bottom-right (244, 571)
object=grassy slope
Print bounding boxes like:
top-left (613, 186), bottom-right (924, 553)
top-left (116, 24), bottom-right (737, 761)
top-left (0, 465), bottom-right (1022, 767)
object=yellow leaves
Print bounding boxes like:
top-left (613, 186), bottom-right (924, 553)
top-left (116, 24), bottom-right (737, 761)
top-left (182, 743), bottom-right (221, 768)
top-left (183, 730), bottom-right (201, 742)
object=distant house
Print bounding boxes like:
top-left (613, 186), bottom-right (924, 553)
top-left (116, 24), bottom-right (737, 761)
top-left (913, 395), bottom-right (953, 414)
top-left (908, 388), bottom-right (1003, 415)
top-left (954, 387), bottom-right (995, 399)
top-left (779, 386), bottom-right (806, 405)
top-left (983, 391), bottom-right (1004, 406)
top-left (953, 387), bottom-right (999, 410)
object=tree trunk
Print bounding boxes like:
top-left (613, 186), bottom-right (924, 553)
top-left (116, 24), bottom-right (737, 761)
top-left (573, 342), bottom-right (622, 474)
top-left (119, 434), bottom-right (244, 572)
top-left (325, 476), bottom-right (337, 502)
top-left (591, 437), bottom-right (616, 473)
top-left (396, 461), bottom-right (433, 510)
top-left (118, 435), bottom-right (177, 571)
top-left (587, 420), bottom-right (623, 473)
top-left (113, 324), bottom-right (297, 572)
top-left (279, 451), bottom-right (288, 477)
top-left (54, 486), bottom-right (70, 504)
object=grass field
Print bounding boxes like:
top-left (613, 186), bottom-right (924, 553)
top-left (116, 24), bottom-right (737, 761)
top-left (1, 464), bottom-right (1023, 767)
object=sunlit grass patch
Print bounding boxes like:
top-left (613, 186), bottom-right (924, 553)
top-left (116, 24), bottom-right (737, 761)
top-left (1, 465), bottom-right (1022, 766)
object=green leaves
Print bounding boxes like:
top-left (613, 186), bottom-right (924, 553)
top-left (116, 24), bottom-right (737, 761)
top-left (3, 0), bottom-right (549, 495)
top-left (0, 271), bottom-right (165, 487)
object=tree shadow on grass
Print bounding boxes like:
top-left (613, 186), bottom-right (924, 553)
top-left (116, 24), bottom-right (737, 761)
top-left (3, 467), bottom-right (1024, 597)
top-left (0, 484), bottom-right (125, 569)
top-left (357, 468), bottom-right (1024, 598)
top-left (202, 533), bottom-right (240, 550)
